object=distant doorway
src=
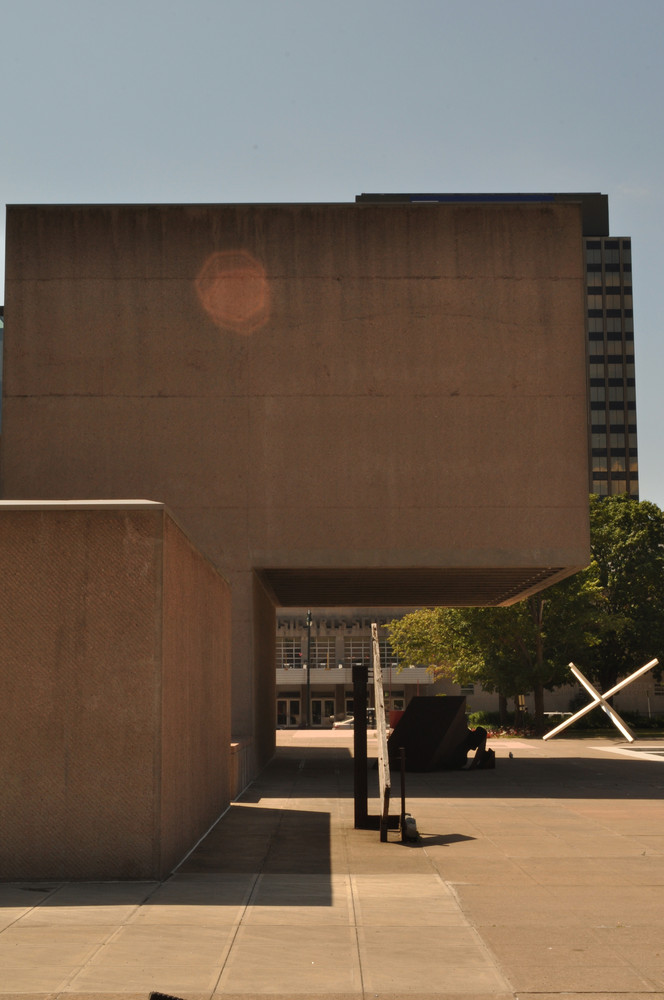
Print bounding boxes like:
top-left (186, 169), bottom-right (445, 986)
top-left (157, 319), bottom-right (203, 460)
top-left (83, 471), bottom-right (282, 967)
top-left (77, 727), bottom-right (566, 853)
top-left (277, 697), bottom-right (301, 728)
top-left (311, 697), bottom-right (335, 728)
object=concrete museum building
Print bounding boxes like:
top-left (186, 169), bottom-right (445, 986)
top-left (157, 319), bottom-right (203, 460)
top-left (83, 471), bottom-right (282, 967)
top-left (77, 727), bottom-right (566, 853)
top-left (274, 192), bottom-right (642, 728)
top-left (2, 194), bottom-right (593, 878)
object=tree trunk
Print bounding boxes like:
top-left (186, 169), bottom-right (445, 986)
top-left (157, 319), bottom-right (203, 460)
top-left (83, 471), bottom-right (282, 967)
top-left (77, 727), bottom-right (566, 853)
top-left (533, 681), bottom-right (545, 736)
top-left (513, 695), bottom-right (523, 731)
top-left (499, 693), bottom-right (509, 728)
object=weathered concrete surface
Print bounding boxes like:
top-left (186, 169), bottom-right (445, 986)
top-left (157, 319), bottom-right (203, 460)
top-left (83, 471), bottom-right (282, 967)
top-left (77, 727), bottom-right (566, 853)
top-left (0, 501), bottom-right (231, 880)
top-left (2, 202), bottom-right (591, 763)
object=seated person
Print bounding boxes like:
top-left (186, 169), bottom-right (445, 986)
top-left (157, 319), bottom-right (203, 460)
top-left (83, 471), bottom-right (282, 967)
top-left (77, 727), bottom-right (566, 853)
top-left (464, 725), bottom-right (489, 768)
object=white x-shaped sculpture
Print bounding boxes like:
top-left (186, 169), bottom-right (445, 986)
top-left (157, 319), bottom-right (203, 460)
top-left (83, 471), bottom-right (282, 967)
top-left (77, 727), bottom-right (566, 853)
top-left (543, 657), bottom-right (659, 742)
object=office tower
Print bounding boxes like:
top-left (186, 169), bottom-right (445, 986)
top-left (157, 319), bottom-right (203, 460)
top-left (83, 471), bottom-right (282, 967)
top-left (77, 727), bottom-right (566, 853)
top-left (586, 236), bottom-right (638, 497)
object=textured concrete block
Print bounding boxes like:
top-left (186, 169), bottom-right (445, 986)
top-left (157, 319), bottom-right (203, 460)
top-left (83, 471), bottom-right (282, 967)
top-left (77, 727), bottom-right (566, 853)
top-left (0, 501), bottom-right (231, 880)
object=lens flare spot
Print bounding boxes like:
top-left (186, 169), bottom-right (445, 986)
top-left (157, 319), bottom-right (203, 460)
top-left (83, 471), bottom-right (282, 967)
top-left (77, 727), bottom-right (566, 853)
top-left (195, 250), bottom-right (270, 334)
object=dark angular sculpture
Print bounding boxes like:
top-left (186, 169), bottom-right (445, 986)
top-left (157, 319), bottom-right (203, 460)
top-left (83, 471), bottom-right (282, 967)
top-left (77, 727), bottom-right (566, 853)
top-left (388, 696), bottom-right (487, 771)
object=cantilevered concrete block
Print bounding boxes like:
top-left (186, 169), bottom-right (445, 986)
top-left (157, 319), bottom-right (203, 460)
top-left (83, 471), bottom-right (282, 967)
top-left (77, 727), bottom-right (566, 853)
top-left (2, 201), bottom-right (591, 770)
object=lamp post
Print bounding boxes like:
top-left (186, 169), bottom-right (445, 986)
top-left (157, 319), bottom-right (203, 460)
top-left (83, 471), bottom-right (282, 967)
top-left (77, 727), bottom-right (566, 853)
top-left (353, 656), bottom-right (369, 827)
top-left (305, 609), bottom-right (313, 727)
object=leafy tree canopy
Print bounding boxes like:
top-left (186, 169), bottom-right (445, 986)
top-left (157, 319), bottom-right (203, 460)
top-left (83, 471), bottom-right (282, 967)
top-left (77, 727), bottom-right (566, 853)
top-left (584, 494), bottom-right (664, 690)
top-left (386, 495), bottom-right (664, 729)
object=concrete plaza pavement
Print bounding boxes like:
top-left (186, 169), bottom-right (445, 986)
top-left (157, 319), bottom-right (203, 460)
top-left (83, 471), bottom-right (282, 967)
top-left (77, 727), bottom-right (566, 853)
top-left (2, 730), bottom-right (664, 999)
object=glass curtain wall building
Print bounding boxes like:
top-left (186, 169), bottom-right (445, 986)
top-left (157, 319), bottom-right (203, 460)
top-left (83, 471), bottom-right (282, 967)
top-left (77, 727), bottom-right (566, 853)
top-left (586, 237), bottom-right (639, 497)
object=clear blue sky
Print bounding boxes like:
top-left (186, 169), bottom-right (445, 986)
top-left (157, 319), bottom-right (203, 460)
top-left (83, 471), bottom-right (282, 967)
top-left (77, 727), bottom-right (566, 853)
top-left (2, 0), bottom-right (663, 506)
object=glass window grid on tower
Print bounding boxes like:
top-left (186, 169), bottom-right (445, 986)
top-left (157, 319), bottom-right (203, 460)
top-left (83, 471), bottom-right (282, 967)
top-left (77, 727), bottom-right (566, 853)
top-left (586, 237), bottom-right (638, 498)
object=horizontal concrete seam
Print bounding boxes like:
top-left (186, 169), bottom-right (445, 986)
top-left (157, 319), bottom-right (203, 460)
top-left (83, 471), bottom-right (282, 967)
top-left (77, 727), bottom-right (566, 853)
top-left (4, 391), bottom-right (587, 400)
top-left (8, 273), bottom-right (582, 281)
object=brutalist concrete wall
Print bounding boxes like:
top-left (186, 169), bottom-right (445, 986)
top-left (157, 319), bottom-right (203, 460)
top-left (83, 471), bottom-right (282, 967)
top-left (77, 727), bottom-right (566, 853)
top-left (160, 512), bottom-right (232, 873)
top-left (2, 202), bottom-right (591, 771)
top-left (252, 572), bottom-right (278, 773)
top-left (0, 502), bottom-right (231, 880)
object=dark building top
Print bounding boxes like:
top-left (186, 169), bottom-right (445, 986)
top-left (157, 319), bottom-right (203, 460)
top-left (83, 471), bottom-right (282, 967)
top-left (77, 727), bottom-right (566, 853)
top-left (355, 192), bottom-right (609, 237)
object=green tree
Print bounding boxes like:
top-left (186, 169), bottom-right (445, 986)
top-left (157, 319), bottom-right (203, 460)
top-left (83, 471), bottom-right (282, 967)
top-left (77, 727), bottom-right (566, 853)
top-left (387, 495), bottom-right (664, 733)
top-left (387, 573), bottom-right (596, 734)
top-left (582, 494), bottom-right (664, 692)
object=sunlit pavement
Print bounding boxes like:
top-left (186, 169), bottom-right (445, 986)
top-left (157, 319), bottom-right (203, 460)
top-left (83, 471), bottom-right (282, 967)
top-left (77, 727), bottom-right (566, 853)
top-left (2, 730), bottom-right (664, 999)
